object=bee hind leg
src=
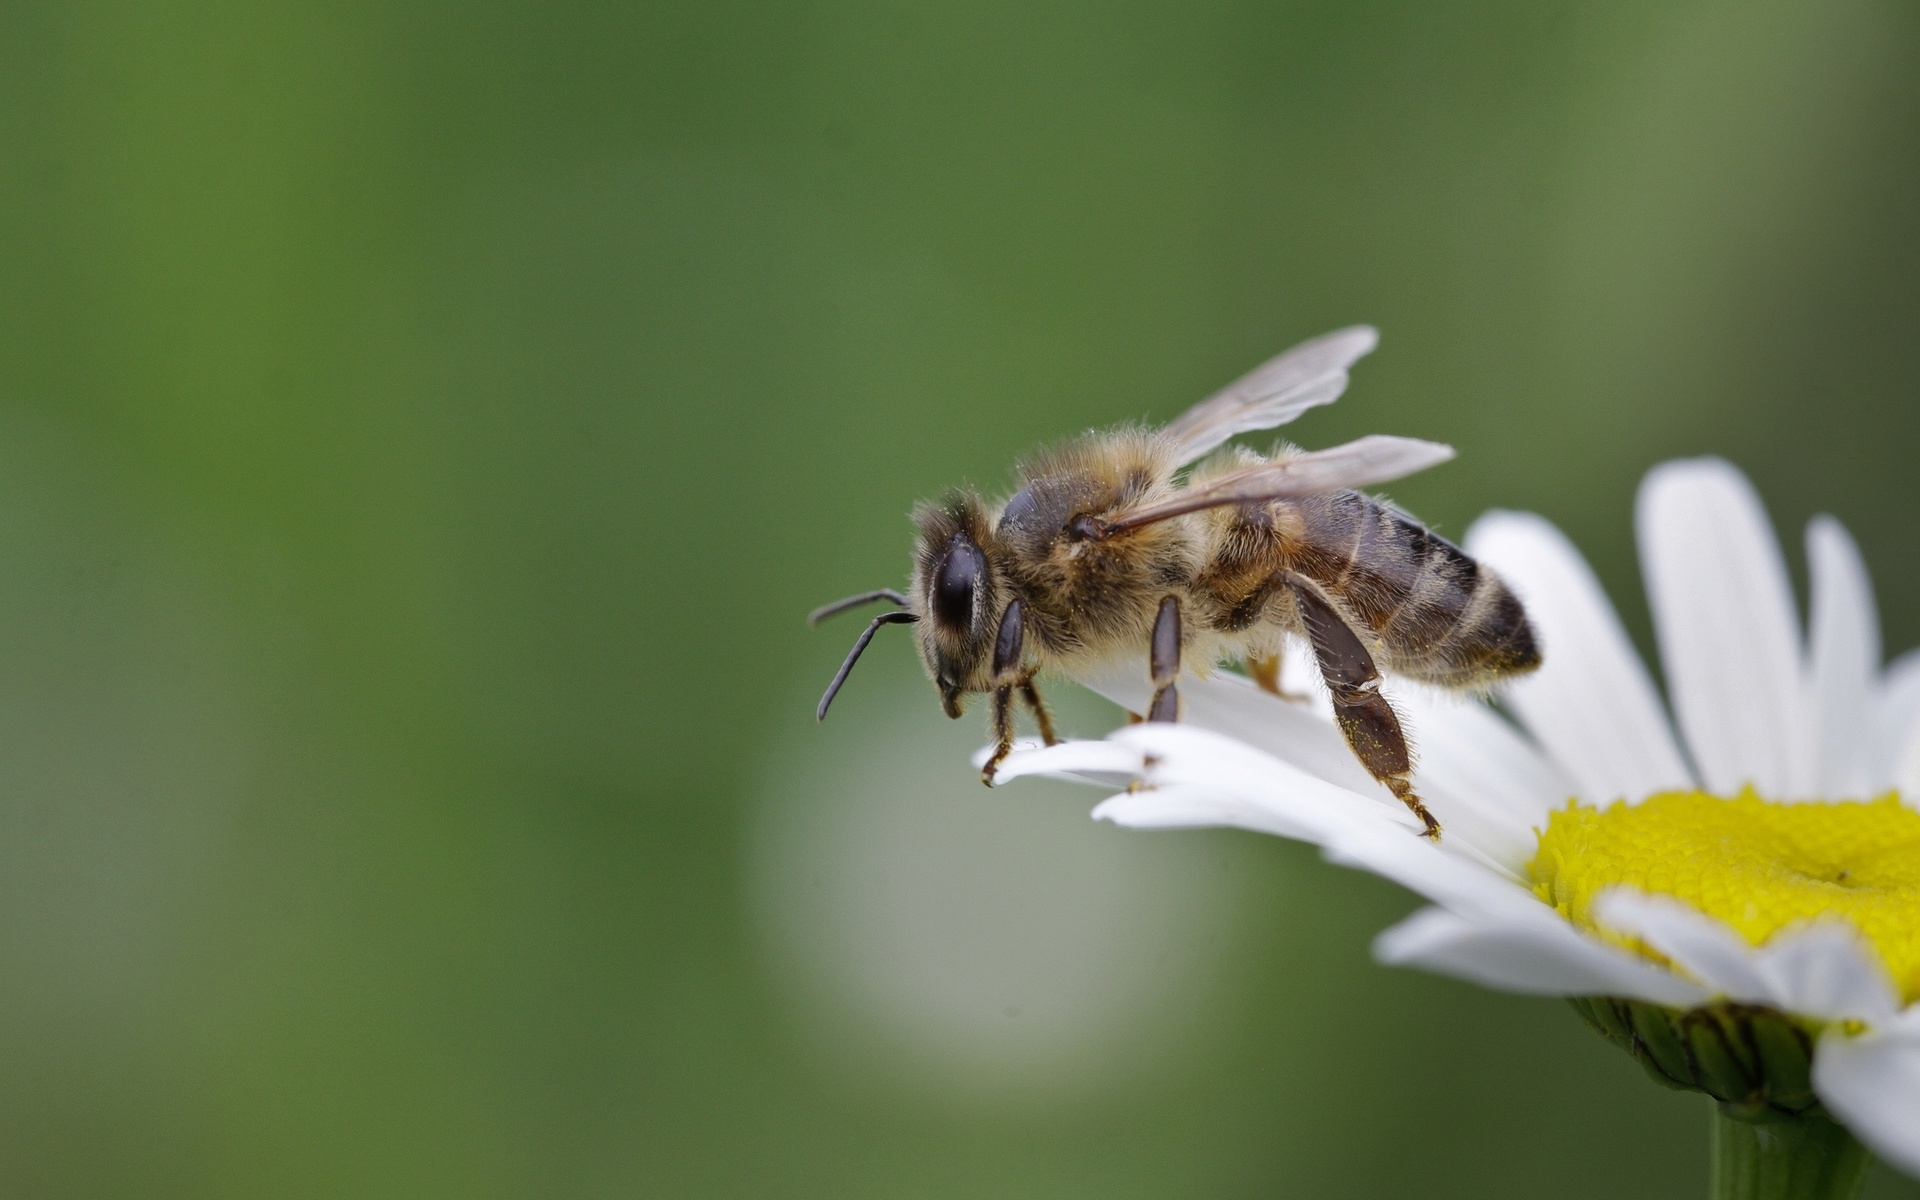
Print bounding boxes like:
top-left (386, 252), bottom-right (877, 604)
top-left (1285, 577), bottom-right (1441, 840)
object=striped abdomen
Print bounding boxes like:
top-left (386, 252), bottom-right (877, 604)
top-left (1278, 490), bottom-right (1538, 689)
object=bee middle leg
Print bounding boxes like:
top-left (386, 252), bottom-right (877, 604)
top-left (1147, 595), bottom-right (1182, 722)
top-left (1285, 576), bottom-right (1441, 839)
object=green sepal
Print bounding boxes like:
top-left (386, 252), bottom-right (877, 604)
top-left (1572, 995), bottom-right (1634, 1046)
top-left (1629, 1000), bottom-right (1696, 1088)
top-left (1570, 998), bottom-right (1824, 1121)
top-left (1684, 1007), bottom-right (1758, 1105)
top-left (1747, 1010), bottom-right (1817, 1116)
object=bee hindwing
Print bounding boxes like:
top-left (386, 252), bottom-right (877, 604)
top-left (1163, 325), bottom-right (1380, 465)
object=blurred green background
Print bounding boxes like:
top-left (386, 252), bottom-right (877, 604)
top-left (2, 0), bottom-right (1919, 1195)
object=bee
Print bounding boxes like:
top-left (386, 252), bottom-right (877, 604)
top-left (810, 327), bottom-right (1539, 838)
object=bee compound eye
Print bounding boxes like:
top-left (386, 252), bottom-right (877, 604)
top-left (932, 535), bottom-right (986, 632)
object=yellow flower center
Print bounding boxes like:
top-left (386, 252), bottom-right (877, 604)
top-left (1530, 790), bottom-right (1920, 1003)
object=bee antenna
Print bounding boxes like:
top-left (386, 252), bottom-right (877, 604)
top-left (817, 610), bottom-right (919, 721)
top-left (808, 588), bottom-right (912, 626)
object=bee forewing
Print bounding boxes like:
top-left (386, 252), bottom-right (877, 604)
top-left (1163, 325), bottom-right (1380, 465)
top-left (1103, 435), bottom-right (1454, 532)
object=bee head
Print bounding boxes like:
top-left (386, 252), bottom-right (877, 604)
top-left (911, 492), bottom-right (1003, 717)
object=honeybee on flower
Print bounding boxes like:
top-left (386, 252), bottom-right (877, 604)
top-left (1001, 457), bottom-right (1920, 1188)
top-left (811, 327), bottom-right (1538, 837)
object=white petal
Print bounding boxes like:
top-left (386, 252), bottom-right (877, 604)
top-left (1750, 923), bottom-right (1902, 1025)
top-left (1877, 647), bottom-right (1920, 798)
top-left (1093, 784), bottom-right (1320, 841)
top-left (1277, 633), bottom-right (1335, 719)
top-left (1374, 906), bottom-right (1708, 1008)
top-left (1808, 516), bottom-right (1881, 799)
top-left (1900, 733), bottom-right (1920, 812)
top-left (1089, 723), bottom-right (1712, 1010)
top-left (1813, 1008), bottom-right (1920, 1179)
top-left (1399, 688), bottom-right (1569, 826)
top-left (1397, 684), bottom-right (1572, 871)
top-left (1075, 660), bottom-right (1392, 801)
top-left (989, 738), bottom-right (1146, 789)
top-left (1638, 459), bottom-right (1813, 798)
top-left (1466, 511), bottom-right (1693, 804)
top-left (1100, 723), bottom-right (1546, 921)
top-left (1894, 662), bottom-right (1920, 809)
top-left (1313, 813), bottom-right (1546, 923)
top-left (1086, 660), bottom-right (1557, 869)
top-left (1593, 890), bottom-right (1900, 1023)
top-left (971, 737), bottom-right (1043, 770)
top-left (1106, 721), bottom-right (1416, 833)
top-left (1591, 890), bottom-right (1769, 1000)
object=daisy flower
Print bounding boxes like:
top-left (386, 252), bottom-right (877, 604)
top-left (994, 458), bottom-right (1920, 1196)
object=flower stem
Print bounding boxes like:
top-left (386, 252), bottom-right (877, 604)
top-left (1710, 1105), bottom-right (1869, 1200)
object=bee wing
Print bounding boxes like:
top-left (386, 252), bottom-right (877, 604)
top-left (1162, 325), bottom-right (1380, 466)
top-left (1100, 435), bottom-right (1454, 534)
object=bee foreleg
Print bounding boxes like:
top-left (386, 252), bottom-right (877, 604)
top-left (982, 685), bottom-right (1016, 786)
top-left (1148, 595), bottom-right (1182, 722)
top-left (1285, 577), bottom-right (1441, 840)
top-left (1019, 679), bottom-right (1060, 746)
top-left (982, 598), bottom-right (1028, 785)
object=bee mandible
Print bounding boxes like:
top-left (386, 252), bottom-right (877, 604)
top-left (810, 327), bottom-right (1540, 838)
